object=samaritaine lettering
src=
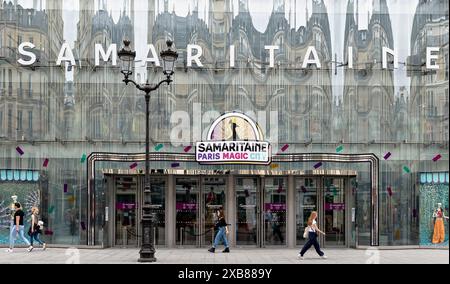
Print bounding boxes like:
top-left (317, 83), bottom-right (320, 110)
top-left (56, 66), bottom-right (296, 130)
top-left (16, 43), bottom-right (442, 70)
top-left (197, 142), bottom-right (267, 153)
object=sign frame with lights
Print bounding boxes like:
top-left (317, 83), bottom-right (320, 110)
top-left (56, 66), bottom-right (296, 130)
top-left (196, 112), bottom-right (272, 165)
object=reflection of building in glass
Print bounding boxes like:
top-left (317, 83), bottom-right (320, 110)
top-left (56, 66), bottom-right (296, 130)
top-left (0, 1), bottom-right (64, 145)
top-left (393, 87), bottom-right (409, 142)
top-left (148, 0), bottom-right (332, 143)
top-left (63, 81), bottom-right (75, 140)
top-left (75, 0), bottom-right (135, 141)
top-left (408, 0), bottom-right (449, 143)
top-left (0, 3), bottom-right (65, 242)
top-left (342, 0), bottom-right (395, 143)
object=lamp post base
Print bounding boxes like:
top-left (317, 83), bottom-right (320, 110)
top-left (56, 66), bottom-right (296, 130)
top-left (138, 256), bottom-right (157, 263)
top-left (139, 210), bottom-right (157, 263)
top-left (138, 247), bottom-right (156, 262)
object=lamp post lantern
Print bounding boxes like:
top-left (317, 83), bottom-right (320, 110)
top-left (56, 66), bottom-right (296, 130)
top-left (118, 39), bottom-right (178, 262)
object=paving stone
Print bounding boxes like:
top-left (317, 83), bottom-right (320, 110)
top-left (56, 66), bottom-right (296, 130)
top-left (0, 248), bottom-right (447, 264)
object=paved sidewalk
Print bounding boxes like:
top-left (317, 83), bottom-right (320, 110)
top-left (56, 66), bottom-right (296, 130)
top-left (0, 248), bottom-right (448, 264)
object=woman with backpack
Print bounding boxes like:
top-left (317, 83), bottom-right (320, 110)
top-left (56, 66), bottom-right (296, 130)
top-left (28, 207), bottom-right (46, 252)
top-left (208, 209), bottom-right (230, 253)
top-left (298, 211), bottom-right (327, 260)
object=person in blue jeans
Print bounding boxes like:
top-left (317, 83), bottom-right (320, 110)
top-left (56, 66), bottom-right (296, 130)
top-left (28, 207), bottom-right (46, 252)
top-left (6, 203), bottom-right (31, 253)
top-left (298, 211), bottom-right (327, 260)
top-left (208, 209), bottom-right (230, 253)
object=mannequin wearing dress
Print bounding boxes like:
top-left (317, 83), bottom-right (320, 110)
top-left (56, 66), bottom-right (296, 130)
top-left (432, 205), bottom-right (449, 244)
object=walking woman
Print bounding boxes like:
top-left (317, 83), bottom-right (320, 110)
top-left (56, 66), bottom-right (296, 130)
top-left (298, 211), bottom-right (327, 260)
top-left (208, 209), bottom-right (230, 253)
top-left (28, 207), bottom-right (46, 252)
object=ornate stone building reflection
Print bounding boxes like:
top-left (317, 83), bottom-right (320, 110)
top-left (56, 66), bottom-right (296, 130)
top-left (0, 0), bottom-right (64, 167)
top-left (408, 0), bottom-right (449, 143)
top-left (148, 0), bottom-right (332, 143)
top-left (74, 0), bottom-right (135, 142)
top-left (342, 0), bottom-right (395, 143)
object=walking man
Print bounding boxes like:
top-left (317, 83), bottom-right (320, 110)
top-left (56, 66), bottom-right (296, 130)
top-left (6, 203), bottom-right (31, 252)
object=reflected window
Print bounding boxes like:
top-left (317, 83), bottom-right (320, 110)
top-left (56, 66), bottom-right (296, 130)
top-left (433, 173), bottom-right (439, 183)
top-left (427, 173), bottom-right (433, 184)
top-left (420, 174), bottom-right (427, 184)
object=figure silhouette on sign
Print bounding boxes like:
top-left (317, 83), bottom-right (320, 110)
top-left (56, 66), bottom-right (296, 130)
top-left (230, 119), bottom-right (239, 141)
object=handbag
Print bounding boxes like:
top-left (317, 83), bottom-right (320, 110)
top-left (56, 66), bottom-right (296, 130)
top-left (27, 223), bottom-right (40, 236)
top-left (303, 226), bottom-right (310, 239)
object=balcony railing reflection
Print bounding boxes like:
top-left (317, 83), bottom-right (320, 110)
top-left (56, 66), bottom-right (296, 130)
top-left (0, 47), bottom-right (16, 61)
top-left (33, 49), bottom-right (48, 65)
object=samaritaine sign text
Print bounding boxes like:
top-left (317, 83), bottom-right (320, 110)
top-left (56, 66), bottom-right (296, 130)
top-left (16, 43), bottom-right (443, 70)
top-left (196, 112), bottom-right (272, 165)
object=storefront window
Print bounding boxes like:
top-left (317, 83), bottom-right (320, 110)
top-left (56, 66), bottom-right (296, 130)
top-left (296, 178), bottom-right (318, 246)
top-left (0, 0), bottom-right (448, 248)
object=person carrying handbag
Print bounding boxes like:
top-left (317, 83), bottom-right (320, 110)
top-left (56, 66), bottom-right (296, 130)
top-left (28, 207), bottom-right (46, 252)
top-left (303, 224), bottom-right (310, 239)
top-left (298, 211), bottom-right (327, 260)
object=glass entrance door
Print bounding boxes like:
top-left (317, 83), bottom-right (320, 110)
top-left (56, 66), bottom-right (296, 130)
top-left (296, 177), bottom-right (351, 247)
top-left (323, 178), bottom-right (346, 246)
top-left (264, 177), bottom-right (287, 246)
top-left (296, 178), bottom-right (319, 245)
top-left (176, 178), bottom-right (200, 246)
top-left (149, 178), bottom-right (166, 246)
top-left (114, 176), bottom-right (138, 247)
top-left (236, 177), bottom-right (287, 247)
top-left (112, 175), bottom-right (166, 248)
top-left (236, 177), bottom-right (259, 246)
top-left (202, 177), bottom-right (227, 247)
top-left (175, 177), bottom-right (227, 247)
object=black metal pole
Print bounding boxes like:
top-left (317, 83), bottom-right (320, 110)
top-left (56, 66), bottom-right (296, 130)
top-left (138, 92), bottom-right (156, 262)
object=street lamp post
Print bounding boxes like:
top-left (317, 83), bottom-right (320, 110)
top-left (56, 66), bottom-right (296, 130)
top-left (118, 39), bottom-right (178, 262)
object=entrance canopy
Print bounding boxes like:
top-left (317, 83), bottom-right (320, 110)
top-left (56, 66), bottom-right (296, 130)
top-left (87, 152), bottom-right (379, 246)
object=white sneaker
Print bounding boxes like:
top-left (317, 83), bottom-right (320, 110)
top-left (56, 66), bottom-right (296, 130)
top-left (27, 246), bottom-right (34, 252)
top-left (297, 254), bottom-right (304, 260)
top-left (321, 255), bottom-right (328, 259)
top-left (5, 248), bottom-right (13, 253)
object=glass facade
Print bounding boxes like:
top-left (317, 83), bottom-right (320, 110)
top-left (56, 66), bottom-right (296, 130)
top-left (0, 0), bottom-right (448, 247)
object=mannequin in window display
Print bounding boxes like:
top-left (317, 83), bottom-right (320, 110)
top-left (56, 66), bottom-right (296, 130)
top-left (121, 206), bottom-right (135, 246)
top-left (183, 185), bottom-right (191, 202)
top-left (432, 204), bottom-right (449, 244)
top-left (206, 187), bottom-right (216, 205)
top-left (271, 212), bottom-right (284, 243)
top-left (243, 188), bottom-right (257, 243)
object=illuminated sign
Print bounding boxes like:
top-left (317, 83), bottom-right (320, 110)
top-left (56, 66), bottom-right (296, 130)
top-left (196, 113), bottom-right (272, 165)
